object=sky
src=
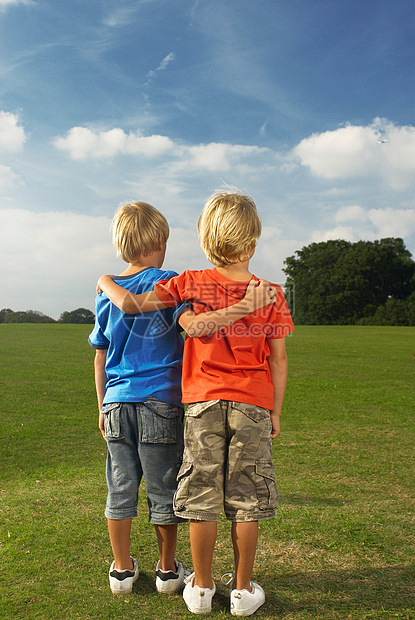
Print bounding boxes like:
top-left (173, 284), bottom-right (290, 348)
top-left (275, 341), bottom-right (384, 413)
top-left (1, 0), bottom-right (414, 320)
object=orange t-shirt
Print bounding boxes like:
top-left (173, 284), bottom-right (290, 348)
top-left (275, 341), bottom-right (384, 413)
top-left (154, 269), bottom-right (294, 410)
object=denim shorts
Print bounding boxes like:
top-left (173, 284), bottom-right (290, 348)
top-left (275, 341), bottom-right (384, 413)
top-left (103, 397), bottom-right (185, 524)
top-left (173, 400), bottom-right (278, 522)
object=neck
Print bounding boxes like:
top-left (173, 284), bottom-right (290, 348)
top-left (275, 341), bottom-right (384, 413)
top-left (119, 263), bottom-right (151, 276)
top-left (215, 260), bottom-right (252, 281)
top-left (119, 246), bottom-right (166, 275)
top-left (120, 257), bottom-right (159, 276)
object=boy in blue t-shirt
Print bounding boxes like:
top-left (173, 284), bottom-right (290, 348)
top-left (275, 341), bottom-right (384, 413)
top-left (89, 201), bottom-right (274, 597)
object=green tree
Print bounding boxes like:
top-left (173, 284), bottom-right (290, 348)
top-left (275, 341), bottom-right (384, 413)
top-left (358, 292), bottom-right (415, 326)
top-left (283, 238), bottom-right (415, 325)
top-left (0, 308), bottom-right (13, 323)
top-left (59, 308), bottom-right (95, 324)
top-left (4, 310), bottom-right (55, 323)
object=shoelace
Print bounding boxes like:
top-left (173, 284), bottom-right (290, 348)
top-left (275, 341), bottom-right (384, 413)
top-left (181, 563), bottom-right (192, 580)
top-left (184, 571), bottom-right (195, 585)
top-left (221, 573), bottom-right (255, 597)
top-left (221, 572), bottom-right (235, 587)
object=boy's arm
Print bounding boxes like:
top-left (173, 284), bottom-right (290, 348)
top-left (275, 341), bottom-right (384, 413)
top-left (94, 349), bottom-right (108, 441)
top-left (178, 279), bottom-right (277, 337)
top-left (268, 337), bottom-right (288, 439)
top-left (98, 275), bottom-right (276, 336)
top-left (97, 275), bottom-right (167, 313)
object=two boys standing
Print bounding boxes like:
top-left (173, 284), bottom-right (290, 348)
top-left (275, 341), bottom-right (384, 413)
top-left (89, 190), bottom-right (294, 616)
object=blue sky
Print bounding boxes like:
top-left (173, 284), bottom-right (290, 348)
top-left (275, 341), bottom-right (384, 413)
top-left (1, 0), bottom-right (414, 319)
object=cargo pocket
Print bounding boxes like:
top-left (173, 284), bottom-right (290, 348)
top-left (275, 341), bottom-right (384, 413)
top-left (102, 403), bottom-right (124, 439)
top-left (141, 398), bottom-right (183, 444)
top-left (173, 461), bottom-right (193, 512)
top-left (233, 402), bottom-right (270, 423)
top-left (186, 400), bottom-right (220, 418)
top-left (254, 460), bottom-right (278, 511)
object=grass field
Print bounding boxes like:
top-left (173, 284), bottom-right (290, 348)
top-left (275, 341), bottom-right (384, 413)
top-left (0, 324), bottom-right (414, 619)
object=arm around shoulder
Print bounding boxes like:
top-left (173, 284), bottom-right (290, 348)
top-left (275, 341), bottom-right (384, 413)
top-left (97, 275), bottom-right (167, 314)
top-left (178, 279), bottom-right (277, 338)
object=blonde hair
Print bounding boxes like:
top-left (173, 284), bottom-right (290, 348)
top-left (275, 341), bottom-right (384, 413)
top-left (111, 201), bottom-right (169, 262)
top-left (198, 189), bottom-right (262, 266)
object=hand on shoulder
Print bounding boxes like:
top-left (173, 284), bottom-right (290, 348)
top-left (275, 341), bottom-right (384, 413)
top-left (96, 274), bottom-right (115, 295)
top-left (244, 278), bottom-right (277, 311)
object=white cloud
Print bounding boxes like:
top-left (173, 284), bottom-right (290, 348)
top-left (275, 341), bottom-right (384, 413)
top-left (335, 205), bottom-right (366, 222)
top-left (145, 52), bottom-right (176, 87)
top-left (367, 207), bottom-right (415, 239)
top-left (0, 210), bottom-right (209, 319)
top-left (333, 204), bottom-right (415, 239)
top-left (294, 119), bottom-right (415, 189)
top-left (295, 124), bottom-right (377, 178)
top-left (150, 52), bottom-right (176, 75)
top-left (165, 227), bottom-right (209, 275)
top-left (125, 133), bottom-right (175, 157)
top-left (309, 225), bottom-right (359, 243)
top-left (0, 209), bottom-right (121, 318)
top-left (186, 143), bottom-right (269, 172)
top-left (253, 226), bottom-right (301, 285)
top-left (0, 164), bottom-right (22, 190)
top-left (0, 0), bottom-right (33, 8)
top-left (53, 127), bottom-right (174, 160)
top-left (102, 6), bottom-right (140, 28)
top-left (0, 111), bottom-right (26, 152)
top-left (311, 205), bottom-right (415, 247)
top-left (187, 143), bottom-right (233, 172)
top-left (53, 126), bottom-right (271, 177)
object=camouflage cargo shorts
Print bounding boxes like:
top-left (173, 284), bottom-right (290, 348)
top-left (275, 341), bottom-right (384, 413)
top-left (173, 400), bottom-right (278, 522)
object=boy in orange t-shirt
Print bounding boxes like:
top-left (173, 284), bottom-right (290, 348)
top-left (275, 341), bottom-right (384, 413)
top-left (98, 190), bottom-right (294, 616)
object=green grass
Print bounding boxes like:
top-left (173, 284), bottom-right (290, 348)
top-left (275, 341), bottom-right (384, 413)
top-left (0, 324), bottom-right (414, 619)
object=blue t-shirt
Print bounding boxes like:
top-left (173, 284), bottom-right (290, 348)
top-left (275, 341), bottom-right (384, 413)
top-left (88, 267), bottom-right (184, 407)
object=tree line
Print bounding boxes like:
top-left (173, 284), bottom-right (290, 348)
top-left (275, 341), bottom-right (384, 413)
top-left (0, 308), bottom-right (95, 324)
top-left (283, 237), bottom-right (415, 325)
top-left (2, 238), bottom-right (414, 326)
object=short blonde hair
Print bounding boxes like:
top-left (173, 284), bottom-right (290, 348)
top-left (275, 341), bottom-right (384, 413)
top-left (111, 201), bottom-right (169, 262)
top-left (198, 190), bottom-right (262, 266)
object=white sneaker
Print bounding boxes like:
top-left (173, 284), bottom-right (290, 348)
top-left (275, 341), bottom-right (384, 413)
top-left (109, 556), bottom-right (139, 594)
top-left (156, 559), bottom-right (191, 594)
top-left (183, 572), bottom-right (216, 614)
top-left (222, 573), bottom-right (265, 616)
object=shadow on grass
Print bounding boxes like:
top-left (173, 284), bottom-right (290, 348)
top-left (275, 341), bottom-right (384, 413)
top-left (132, 565), bottom-right (415, 617)
top-left (132, 571), bottom-right (157, 595)
top-left (261, 565), bottom-right (414, 618)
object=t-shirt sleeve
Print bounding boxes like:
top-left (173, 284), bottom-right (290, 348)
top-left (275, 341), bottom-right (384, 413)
top-left (88, 297), bottom-right (109, 349)
top-left (266, 286), bottom-right (294, 339)
top-left (154, 273), bottom-right (186, 307)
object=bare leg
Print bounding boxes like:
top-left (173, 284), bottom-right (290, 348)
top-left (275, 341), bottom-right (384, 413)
top-left (231, 521), bottom-right (258, 591)
top-left (107, 518), bottom-right (133, 570)
top-left (189, 520), bottom-right (217, 588)
top-left (155, 524), bottom-right (178, 571)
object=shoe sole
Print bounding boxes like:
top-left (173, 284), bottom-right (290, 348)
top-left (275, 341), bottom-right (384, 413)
top-left (156, 584), bottom-right (185, 594)
top-left (184, 604), bottom-right (212, 614)
top-left (231, 597), bottom-right (265, 616)
top-left (111, 586), bottom-right (133, 594)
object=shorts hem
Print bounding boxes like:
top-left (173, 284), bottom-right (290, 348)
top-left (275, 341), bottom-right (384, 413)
top-left (105, 508), bottom-right (138, 520)
top-left (226, 509), bottom-right (278, 522)
top-left (174, 509), bottom-right (219, 522)
top-left (149, 513), bottom-right (186, 525)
